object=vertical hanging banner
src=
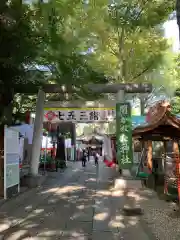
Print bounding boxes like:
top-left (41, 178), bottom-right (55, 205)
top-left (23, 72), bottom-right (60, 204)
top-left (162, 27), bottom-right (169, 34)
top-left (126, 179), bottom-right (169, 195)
top-left (116, 102), bottom-right (133, 169)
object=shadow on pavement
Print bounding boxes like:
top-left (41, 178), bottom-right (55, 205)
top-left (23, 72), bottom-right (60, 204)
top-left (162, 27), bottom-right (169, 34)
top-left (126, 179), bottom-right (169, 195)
top-left (0, 161), bottom-right (175, 240)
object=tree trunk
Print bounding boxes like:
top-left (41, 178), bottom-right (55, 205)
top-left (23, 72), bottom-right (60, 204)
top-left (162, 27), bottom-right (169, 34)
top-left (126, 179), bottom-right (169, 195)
top-left (0, 89), bottom-right (14, 125)
top-left (56, 135), bottom-right (66, 168)
top-left (0, 125), bottom-right (4, 197)
top-left (56, 126), bottom-right (66, 168)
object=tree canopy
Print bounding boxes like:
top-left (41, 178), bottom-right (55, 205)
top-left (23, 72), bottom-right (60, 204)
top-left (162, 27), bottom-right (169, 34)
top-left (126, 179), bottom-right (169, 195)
top-left (0, 0), bottom-right (177, 124)
top-left (79, 0), bottom-right (174, 83)
top-left (0, 0), bottom-right (44, 124)
top-left (0, 0), bottom-right (108, 124)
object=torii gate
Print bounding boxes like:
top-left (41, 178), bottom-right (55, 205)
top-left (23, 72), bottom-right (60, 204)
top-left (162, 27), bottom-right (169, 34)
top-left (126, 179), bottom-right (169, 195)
top-left (19, 83), bottom-right (152, 178)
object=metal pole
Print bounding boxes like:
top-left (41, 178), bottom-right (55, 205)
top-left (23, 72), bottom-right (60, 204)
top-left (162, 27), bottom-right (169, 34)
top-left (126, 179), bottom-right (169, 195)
top-left (116, 90), bottom-right (125, 174)
top-left (140, 97), bottom-right (145, 115)
top-left (44, 135), bottom-right (48, 174)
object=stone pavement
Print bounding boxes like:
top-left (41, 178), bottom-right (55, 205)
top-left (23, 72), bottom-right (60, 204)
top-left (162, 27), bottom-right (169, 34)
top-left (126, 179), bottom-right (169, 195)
top-left (0, 161), bottom-right (153, 240)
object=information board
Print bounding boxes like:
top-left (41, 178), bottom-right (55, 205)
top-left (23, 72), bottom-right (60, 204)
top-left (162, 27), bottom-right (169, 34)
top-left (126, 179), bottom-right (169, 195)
top-left (4, 126), bottom-right (20, 199)
top-left (116, 103), bottom-right (133, 169)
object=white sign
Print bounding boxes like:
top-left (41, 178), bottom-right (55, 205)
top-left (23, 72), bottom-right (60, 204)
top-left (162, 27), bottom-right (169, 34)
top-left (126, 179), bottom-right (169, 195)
top-left (65, 138), bottom-right (72, 148)
top-left (5, 128), bottom-right (19, 154)
top-left (44, 108), bottom-right (116, 123)
top-left (4, 126), bottom-right (20, 199)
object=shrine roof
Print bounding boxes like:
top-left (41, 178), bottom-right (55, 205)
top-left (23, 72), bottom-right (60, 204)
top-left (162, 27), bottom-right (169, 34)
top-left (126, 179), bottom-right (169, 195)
top-left (132, 101), bottom-right (180, 137)
top-left (82, 138), bottom-right (103, 145)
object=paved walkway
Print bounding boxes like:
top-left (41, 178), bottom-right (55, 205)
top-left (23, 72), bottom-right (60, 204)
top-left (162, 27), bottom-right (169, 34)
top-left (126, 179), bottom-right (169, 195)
top-left (0, 161), bottom-right (152, 240)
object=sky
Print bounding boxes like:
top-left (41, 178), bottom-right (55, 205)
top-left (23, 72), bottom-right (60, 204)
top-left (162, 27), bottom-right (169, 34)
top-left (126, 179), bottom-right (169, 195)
top-left (164, 19), bottom-right (179, 52)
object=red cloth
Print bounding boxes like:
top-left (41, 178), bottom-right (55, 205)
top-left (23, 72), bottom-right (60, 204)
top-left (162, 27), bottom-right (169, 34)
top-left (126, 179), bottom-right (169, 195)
top-left (104, 159), bottom-right (116, 168)
top-left (108, 161), bottom-right (116, 168)
top-left (25, 111), bottom-right (30, 124)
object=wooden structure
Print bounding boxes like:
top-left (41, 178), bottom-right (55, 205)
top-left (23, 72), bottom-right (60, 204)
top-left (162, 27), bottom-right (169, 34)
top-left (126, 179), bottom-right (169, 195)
top-left (133, 101), bottom-right (180, 202)
top-left (82, 136), bottom-right (103, 145)
top-left (15, 83), bottom-right (152, 94)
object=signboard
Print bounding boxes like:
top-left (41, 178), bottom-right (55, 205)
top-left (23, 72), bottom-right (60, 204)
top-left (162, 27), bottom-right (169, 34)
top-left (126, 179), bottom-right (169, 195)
top-left (131, 116), bottom-right (145, 127)
top-left (44, 108), bottom-right (115, 123)
top-left (4, 126), bottom-right (20, 199)
top-left (116, 103), bottom-right (133, 169)
top-left (6, 164), bottom-right (20, 189)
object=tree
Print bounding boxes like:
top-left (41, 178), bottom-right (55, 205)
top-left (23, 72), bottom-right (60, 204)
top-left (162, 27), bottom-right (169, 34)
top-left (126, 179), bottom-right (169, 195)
top-left (143, 50), bottom-right (180, 89)
top-left (0, 0), bottom-right (46, 126)
top-left (176, 0), bottom-right (180, 41)
top-left (77, 0), bottom-right (174, 83)
top-left (172, 82), bottom-right (180, 115)
top-left (6, 0), bottom-right (110, 124)
top-left (171, 96), bottom-right (180, 114)
top-left (30, 1), bottom-right (109, 92)
top-left (175, 0), bottom-right (180, 113)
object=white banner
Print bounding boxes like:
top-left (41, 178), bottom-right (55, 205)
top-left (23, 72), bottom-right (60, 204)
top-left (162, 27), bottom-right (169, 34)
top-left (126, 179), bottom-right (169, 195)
top-left (44, 108), bottom-right (116, 123)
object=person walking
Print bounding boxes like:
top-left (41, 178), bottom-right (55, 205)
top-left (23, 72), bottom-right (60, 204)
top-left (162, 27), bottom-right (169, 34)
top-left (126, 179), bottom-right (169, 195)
top-left (82, 149), bottom-right (87, 167)
top-left (94, 152), bottom-right (99, 166)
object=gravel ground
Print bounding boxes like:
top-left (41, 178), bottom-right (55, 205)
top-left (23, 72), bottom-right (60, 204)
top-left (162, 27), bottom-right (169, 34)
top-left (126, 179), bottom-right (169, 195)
top-left (138, 189), bottom-right (180, 240)
top-left (113, 171), bottom-right (180, 240)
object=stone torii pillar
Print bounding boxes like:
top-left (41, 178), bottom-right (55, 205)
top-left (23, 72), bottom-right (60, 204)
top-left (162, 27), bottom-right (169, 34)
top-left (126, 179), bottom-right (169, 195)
top-left (30, 89), bottom-right (45, 177)
top-left (116, 90), bottom-right (125, 103)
